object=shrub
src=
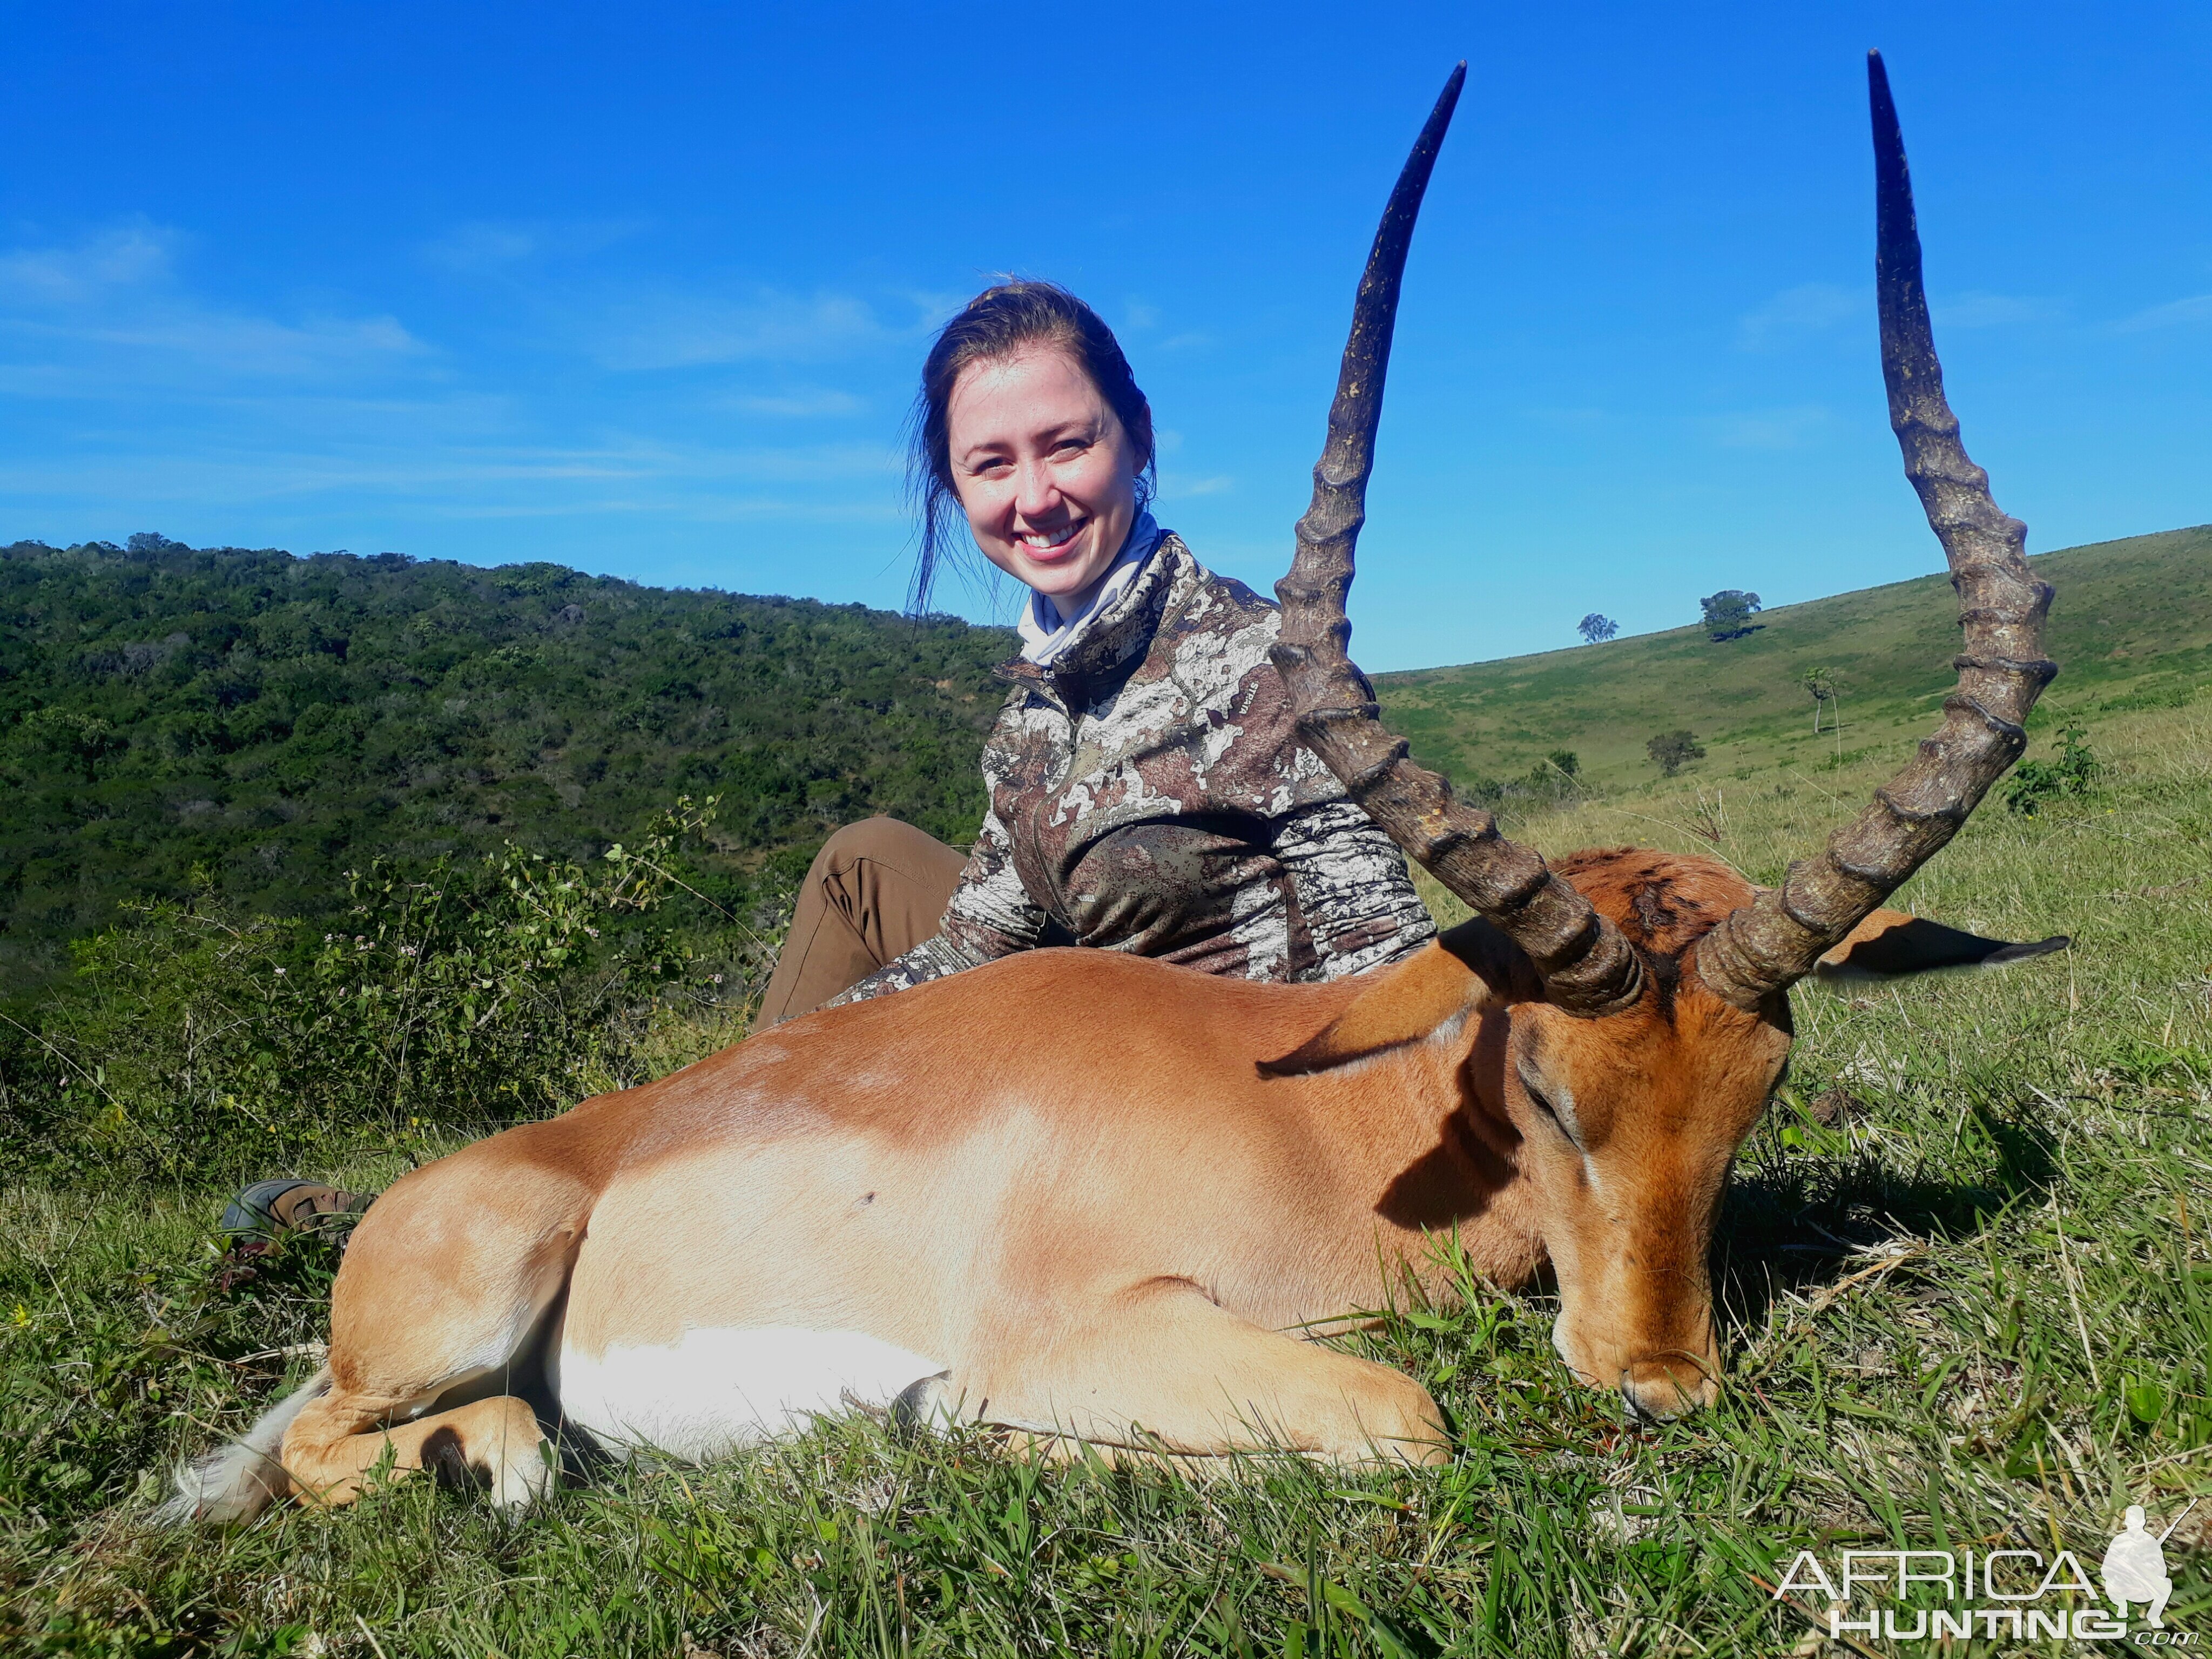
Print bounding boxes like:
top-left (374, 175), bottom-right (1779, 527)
top-left (1647, 730), bottom-right (1706, 776)
top-left (2006, 721), bottom-right (2099, 814)
top-left (1454, 753), bottom-right (1586, 815)
top-left (0, 798), bottom-right (768, 1185)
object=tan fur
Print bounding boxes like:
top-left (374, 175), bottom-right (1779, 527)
top-left (252, 848), bottom-right (2047, 1507)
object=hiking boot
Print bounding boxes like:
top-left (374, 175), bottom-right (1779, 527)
top-left (220, 1178), bottom-right (374, 1244)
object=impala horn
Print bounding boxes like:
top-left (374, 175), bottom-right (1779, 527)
top-left (1694, 52), bottom-right (2058, 1008)
top-left (1271, 62), bottom-right (1647, 1017)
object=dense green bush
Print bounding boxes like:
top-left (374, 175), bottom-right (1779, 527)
top-left (0, 534), bottom-right (1014, 996)
top-left (0, 799), bottom-right (765, 1186)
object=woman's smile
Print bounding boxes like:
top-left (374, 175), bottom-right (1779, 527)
top-left (1017, 520), bottom-right (1085, 557)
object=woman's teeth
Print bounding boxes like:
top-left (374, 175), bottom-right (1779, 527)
top-left (1019, 523), bottom-right (1081, 552)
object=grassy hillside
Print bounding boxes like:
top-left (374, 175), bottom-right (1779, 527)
top-left (1377, 524), bottom-right (2212, 793)
top-left (0, 535), bottom-right (1017, 996)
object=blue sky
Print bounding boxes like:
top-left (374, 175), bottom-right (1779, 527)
top-left (4, 2), bottom-right (2207, 670)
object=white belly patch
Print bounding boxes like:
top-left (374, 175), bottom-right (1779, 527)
top-left (556, 1326), bottom-right (946, 1462)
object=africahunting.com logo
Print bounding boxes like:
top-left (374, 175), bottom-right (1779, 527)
top-left (1770, 1502), bottom-right (2195, 1644)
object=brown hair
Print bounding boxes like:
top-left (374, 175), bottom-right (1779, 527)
top-left (908, 281), bottom-right (1155, 612)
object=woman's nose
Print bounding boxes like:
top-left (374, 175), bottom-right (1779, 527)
top-left (1012, 459), bottom-right (1060, 521)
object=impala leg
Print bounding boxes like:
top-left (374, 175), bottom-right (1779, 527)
top-left (968, 1278), bottom-right (1448, 1467)
top-left (275, 1142), bottom-right (590, 1512)
top-left (282, 1390), bottom-right (550, 1510)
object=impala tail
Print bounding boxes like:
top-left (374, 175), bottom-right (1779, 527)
top-left (152, 1364), bottom-right (331, 1525)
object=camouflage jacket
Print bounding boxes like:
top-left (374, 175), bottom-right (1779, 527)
top-left (835, 534), bottom-right (1435, 1002)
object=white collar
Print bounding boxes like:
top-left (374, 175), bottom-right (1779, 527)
top-left (1015, 511), bottom-right (1162, 666)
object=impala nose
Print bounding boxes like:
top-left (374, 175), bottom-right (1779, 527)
top-left (1618, 1357), bottom-right (1719, 1420)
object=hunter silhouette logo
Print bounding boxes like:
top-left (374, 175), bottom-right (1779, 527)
top-left (2105, 1502), bottom-right (2193, 1629)
top-left (1770, 1499), bottom-right (2196, 1643)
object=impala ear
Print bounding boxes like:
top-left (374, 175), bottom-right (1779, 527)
top-left (1259, 932), bottom-right (1508, 1077)
top-left (1812, 907), bottom-right (2070, 984)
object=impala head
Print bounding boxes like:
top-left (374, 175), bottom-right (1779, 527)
top-left (1486, 853), bottom-right (1784, 1416)
top-left (1275, 58), bottom-right (2057, 1417)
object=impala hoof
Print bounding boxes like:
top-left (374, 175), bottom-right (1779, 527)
top-left (890, 1371), bottom-right (955, 1439)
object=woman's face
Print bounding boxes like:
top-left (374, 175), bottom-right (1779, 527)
top-left (946, 345), bottom-right (1142, 612)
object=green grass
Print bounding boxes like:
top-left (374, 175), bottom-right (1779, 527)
top-left (4, 703), bottom-right (2210, 1654)
top-left (1377, 524), bottom-right (2212, 793)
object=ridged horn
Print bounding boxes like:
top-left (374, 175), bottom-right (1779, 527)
top-left (1695, 51), bottom-right (2057, 1009)
top-left (1271, 63), bottom-right (1646, 1017)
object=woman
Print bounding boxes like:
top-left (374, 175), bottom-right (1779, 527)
top-left (755, 280), bottom-right (1434, 1025)
top-left (228, 282), bottom-right (1436, 1240)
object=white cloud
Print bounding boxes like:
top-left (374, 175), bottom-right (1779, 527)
top-left (0, 220), bottom-right (426, 383)
top-left (1933, 291), bottom-right (2063, 328)
top-left (0, 306), bottom-right (425, 382)
top-left (1525, 405), bottom-right (1612, 429)
top-left (104, 311), bottom-right (419, 375)
top-left (421, 217), bottom-right (648, 273)
top-left (421, 494), bottom-right (902, 525)
top-left (1736, 282), bottom-right (1862, 351)
top-left (0, 221), bottom-right (175, 304)
top-left (586, 289), bottom-right (882, 370)
top-left (1703, 404), bottom-right (1831, 450)
top-left (902, 288), bottom-right (972, 329)
top-left (1158, 471), bottom-right (1233, 499)
top-left (722, 387), bottom-right (865, 417)
top-left (1740, 281), bottom-right (2061, 346)
top-left (0, 435), bottom-right (897, 509)
top-left (423, 222), bottom-right (541, 270)
top-left (2114, 293), bottom-right (2212, 331)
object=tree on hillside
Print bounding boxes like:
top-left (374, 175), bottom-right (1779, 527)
top-left (1799, 666), bottom-right (1841, 734)
top-left (1646, 729), bottom-right (1705, 777)
top-left (1577, 612), bottom-right (1619, 644)
top-left (1700, 589), bottom-right (1763, 641)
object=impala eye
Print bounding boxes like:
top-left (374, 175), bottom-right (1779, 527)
top-left (1522, 1079), bottom-right (1578, 1147)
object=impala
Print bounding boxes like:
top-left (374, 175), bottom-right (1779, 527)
top-left (167, 53), bottom-right (2065, 1522)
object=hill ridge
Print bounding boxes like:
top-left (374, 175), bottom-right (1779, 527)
top-left (5, 523), bottom-right (2203, 993)
top-left (1374, 523), bottom-right (2211, 793)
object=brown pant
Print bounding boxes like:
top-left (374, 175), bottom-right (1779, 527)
top-left (756, 817), bottom-right (967, 1026)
